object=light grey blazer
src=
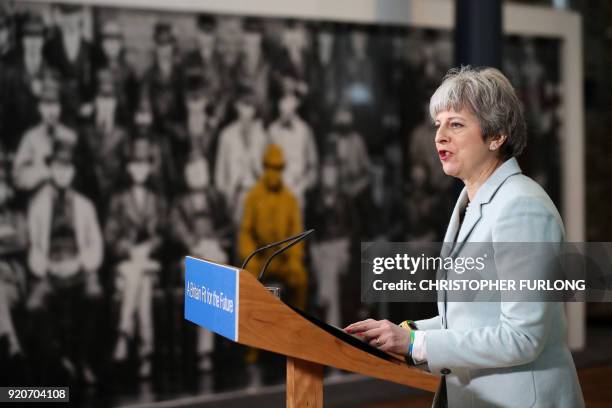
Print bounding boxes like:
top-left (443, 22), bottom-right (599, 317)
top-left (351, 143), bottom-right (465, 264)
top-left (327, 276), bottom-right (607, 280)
top-left (415, 158), bottom-right (584, 408)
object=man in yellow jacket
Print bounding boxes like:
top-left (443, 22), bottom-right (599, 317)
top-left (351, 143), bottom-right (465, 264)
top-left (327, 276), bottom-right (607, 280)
top-left (239, 143), bottom-right (307, 310)
top-left (239, 145), bottom-right (310, 388)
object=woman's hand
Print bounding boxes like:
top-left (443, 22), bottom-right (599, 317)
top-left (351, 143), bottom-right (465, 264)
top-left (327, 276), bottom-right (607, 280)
top-left (344, 318), bottom-right (411, 355)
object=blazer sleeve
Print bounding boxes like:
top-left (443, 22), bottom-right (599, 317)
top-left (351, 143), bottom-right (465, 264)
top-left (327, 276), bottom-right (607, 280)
top-left (423, 196), bottom-right (563, 375)
top-left (415, 315), bottom-right (442, 330)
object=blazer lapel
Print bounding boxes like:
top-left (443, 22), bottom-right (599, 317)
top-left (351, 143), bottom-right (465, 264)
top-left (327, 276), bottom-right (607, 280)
top-left (441, 188), bottom-right (468, 258)
top-left (451, 200), bottom-right (483, 257)
top-left (438, 159), bottom-right (522, 328)
top-left (438, 188), bottom-right (468, 328)
top-left (450, 158), bottom-right (523, 257)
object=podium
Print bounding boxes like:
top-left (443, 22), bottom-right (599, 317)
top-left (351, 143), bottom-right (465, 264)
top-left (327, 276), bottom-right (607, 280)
top-left (184, 256), bottom-right (439, 407)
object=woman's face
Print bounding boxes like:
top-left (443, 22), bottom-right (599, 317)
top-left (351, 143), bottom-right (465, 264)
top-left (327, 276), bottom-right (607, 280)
top-left (434, 108), bottom-right (493, 181)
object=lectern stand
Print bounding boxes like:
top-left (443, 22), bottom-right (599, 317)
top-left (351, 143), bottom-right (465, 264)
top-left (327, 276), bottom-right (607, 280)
top-left (184, 256), bottom-right (439, 407)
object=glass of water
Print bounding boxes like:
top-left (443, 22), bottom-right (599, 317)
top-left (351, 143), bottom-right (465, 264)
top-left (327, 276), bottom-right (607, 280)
top-left (265, 285), bottom-right (282, 299)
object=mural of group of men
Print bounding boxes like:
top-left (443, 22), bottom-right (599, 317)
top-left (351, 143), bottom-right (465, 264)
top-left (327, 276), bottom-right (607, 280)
top-left (0, 2), bottom-right (561, 402)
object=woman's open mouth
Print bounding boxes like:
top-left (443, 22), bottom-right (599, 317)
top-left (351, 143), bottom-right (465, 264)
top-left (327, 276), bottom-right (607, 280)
top-left (438, 149), bottom-right (452, 161)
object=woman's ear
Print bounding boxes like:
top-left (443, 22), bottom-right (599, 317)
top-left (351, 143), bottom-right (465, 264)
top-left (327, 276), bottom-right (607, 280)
top-left (489, 134), bottom-right (507, 151)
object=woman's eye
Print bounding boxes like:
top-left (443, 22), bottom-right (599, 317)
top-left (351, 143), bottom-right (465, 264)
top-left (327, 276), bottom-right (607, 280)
top-left (450, 122), bottom-right (463, 128)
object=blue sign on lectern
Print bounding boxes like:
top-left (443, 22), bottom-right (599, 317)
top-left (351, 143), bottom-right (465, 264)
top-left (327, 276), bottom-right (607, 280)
top-left (184, 256), bottom-right (239, 341)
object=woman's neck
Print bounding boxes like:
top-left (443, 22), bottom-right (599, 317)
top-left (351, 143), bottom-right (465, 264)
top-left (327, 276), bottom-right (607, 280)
top-left (463, 157), bottom-right (504, 201)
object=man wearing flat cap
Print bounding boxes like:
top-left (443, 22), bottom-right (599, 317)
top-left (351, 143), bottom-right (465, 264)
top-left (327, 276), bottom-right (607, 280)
top-left (174, 69), bottom-right (218, 168)
top-left (140, 22), bottom-right (184, 196)
top-left (3, 14), bottom-right (49, 151)
top-left (0, 9), bottom-right (15, 67)
top-left (43, 4), bottom-right (94, 124)
top-left (304, 154), bottom-right (352, 328)
top-left (0, 9), bottom-right (16, 151)
top-left (271, 20), bottom-right (311, 105)
top-left (13, 71), bottom-right (77, 192)
top-left (185, 14), bottom-right (220, 96)
top-left (142, 21), bottom-right (182, 133)
top-left (0, 148), bottom-right (27, 360)
top-left (268, 88), bottom-right (319, 210)
top-left (17, 14), bottom-right (47, 77)
top-left (237, 18), bottom-right (271, 121)
top-left (129, 94), bottom-right (168, 195)
top-left (338, 25), bottom-right (381, 140)
top-left (93, 19), bottom-right (138, 115)
top-left (27, 138), bottom-right (103, 384)
top-left (105, 136), bottom-right (167, 378)
top-left (214, 84), bottom-right (268, 225)
top-left (81, 68), bottom-right (129, 206)
top-left (307, 21), bottom-right (341, 139)
top-left (170, 153), bottom-right (231, 371)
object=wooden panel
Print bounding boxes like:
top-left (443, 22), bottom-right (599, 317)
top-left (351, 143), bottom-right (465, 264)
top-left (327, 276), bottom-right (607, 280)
top-left (237, 270), bottom-right (440, 393)
top-left (286, 357), bottom-right (324, 408)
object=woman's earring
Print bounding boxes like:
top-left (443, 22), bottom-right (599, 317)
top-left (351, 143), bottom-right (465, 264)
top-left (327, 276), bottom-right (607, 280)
top-left (490, 144), bottom-right (497, 151)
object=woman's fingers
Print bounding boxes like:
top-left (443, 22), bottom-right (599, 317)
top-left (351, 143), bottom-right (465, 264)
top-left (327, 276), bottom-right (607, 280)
top-left (344, 318), bottom-right (376, 333)
top-left (355, 321), bottom-right (409, 353)
top-left (369, 332), bottom-right (391, 348)
top-left (344, 318), bottom-right (375, 328)
top-left (345, 319), bottom-right (397, 334)
top-left (361, 326), bottom-right (386, 342)
top-left (345, 319), bottom-right (405, 352)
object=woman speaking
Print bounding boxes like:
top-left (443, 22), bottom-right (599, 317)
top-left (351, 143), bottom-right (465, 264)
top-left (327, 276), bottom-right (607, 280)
top-left (345, 67), bottom-right (584, 407)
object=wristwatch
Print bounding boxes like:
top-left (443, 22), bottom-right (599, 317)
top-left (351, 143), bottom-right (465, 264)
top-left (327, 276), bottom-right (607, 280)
top-left (399, 320), bottom-right (418, 331)
top-left (399, 320), bottom-right (418, 365)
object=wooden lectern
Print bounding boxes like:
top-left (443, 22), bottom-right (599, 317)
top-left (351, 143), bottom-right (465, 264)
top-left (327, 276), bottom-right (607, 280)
top-left (185, 258), bottom-right (439, 407)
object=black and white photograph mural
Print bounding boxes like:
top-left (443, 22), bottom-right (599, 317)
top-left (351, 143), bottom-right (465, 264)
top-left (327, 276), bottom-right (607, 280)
top-left (0, 1), bottom-right (562, 405)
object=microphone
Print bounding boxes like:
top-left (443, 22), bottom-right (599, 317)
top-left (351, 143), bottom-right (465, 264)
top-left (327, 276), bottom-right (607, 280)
top-left (240, 229), bottom-right (315, 282)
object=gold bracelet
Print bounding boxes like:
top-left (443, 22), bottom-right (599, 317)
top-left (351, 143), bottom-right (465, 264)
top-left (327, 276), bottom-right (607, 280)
top-left (399, 320), bottom-right (417, 331)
